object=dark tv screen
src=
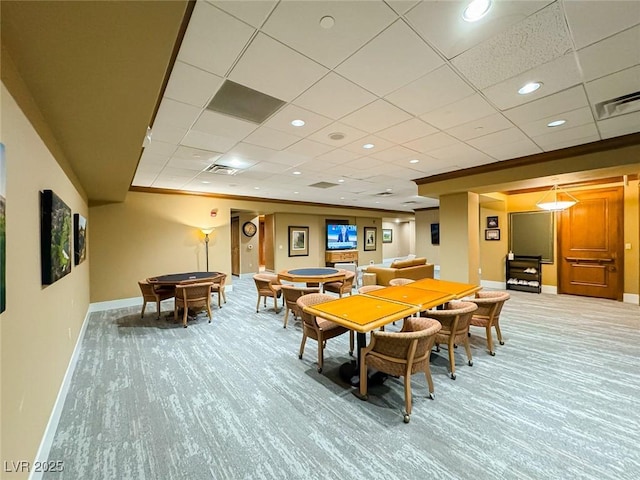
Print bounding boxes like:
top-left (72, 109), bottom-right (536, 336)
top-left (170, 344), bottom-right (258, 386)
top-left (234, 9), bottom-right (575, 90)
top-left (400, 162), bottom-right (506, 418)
top-left (327, 224), bottom-right (357, 250)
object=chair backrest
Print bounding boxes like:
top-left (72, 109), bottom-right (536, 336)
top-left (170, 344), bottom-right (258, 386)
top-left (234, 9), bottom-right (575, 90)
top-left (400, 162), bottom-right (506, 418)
top-left (426, 300), bottom-right (478, 336)
top-left (341, 270), bottom-right (355, 291)
top-left (176, 282), bottom-right (212, 307)
top-left (389, 278), bottom-right (415, 286)
top-left (213, 273), bottom-right (227, 288)
top-left (296, 293), bottom-right (335, 329)
top-left (369, 317), bottom-right (441, 371)
top-left (253, 273), bottom-right (280, 295)
top-left (473, 291), bottom-right (510, 320)
top-left (281, 285), bottom-right (320, 310)
top-left (358, 285), bottom-right (385, 294)
top-left (139, 280), bottom-right (158, 300)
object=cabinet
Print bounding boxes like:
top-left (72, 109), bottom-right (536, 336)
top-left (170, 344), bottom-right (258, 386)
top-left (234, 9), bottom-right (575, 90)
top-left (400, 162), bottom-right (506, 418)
top-left (506, 255), bottom-right (542, 293)
top-left (325, 250), bottom-right (358, 266)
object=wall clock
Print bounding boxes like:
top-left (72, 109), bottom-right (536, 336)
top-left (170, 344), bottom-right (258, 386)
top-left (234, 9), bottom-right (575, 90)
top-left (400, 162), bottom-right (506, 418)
top-left (242, 221), bottom-right (257, 237)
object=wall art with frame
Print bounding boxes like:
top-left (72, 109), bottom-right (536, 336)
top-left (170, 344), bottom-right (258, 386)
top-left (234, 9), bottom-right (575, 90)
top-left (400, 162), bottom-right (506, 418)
top-left (364, 227), bottom-right (376, 251)
top-left (485, 228), bottom-right (500, 241)
top-left (288, 226), bottom-right (309, 257)
top-left (40, 190), bottom-right (72, 285)
top-left (382, 228), bottom-right (393, 243)
top-left (74, 213), bottom-right (87, 265)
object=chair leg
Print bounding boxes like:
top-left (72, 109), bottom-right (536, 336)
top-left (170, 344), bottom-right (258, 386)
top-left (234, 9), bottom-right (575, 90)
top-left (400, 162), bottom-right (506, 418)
top-left (464, 336), bottom-right (473, 366)
top-left (495, 320), bottom-right (504, 345)
top-left (283, 306), bottom-right (290, 328)
top-left (156, 299), bottom-right (162, 320)
top-left (206, 302), bottom-right (212, 323)
top-left (424, 366), bottom-right (435, 400)
top-left (256, 295), bottom-right (261, 313)
top-left (141, 302), bottom-right (146, 319)
top-left (217, 292), bottom-right (222, 308)
top-left (317, 333), bottom-right (324, 373)
top-left (348, 331), bottom-right (354, 356)
top-left (448, 337), bottom-right (456, 380)
top-left (403, 375), bottom-right (412, 419)
top-left (221, 289), bottom-right (226, 304)
top-left (298, 331), bottom-right (307, 359)
top-left (174, 304), bottom-right (179, 322)
top-left (486, 324), bottom-right (495, 356)
top-left (182, 305), bottom-right (188, 328)
top-left (273, 296), bottom-right (280, 313)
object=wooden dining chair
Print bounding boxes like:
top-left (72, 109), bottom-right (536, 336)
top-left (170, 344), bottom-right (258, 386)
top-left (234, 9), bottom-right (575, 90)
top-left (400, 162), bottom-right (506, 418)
top-left (174, 282), bottom-right (213, 328)
top-left (253, 273), bottom-right (283, 313)
top-left (211, 273), bottom-right (227, 308)
top-left (469, 291), bottom-right (510, 355)
top-left (389, 278), bottom-right (415, 286)
top-left (322, 270), bottom-right (355, 297)
top-left (359, 317), bottom-right (441, 423)
top-left (138, 280), bottom-right (175, 319)
top-left (281, 284), bottom-right (320, 328)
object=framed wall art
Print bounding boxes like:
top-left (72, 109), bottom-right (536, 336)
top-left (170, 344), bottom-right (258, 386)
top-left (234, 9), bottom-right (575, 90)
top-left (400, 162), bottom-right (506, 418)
top-left (288, 226), bottom-right (309, 257)
top-left (485, 229), bottom-right (500, 241)
top-left (382, 228), bottom-right (393, 243)
top-left (40, 190), bottom-right (72, 285)
top-left (430, 223), bottom-right (440, 245)
top-left (74, 213), bottom-right (87, 265)
top-left (364, 227), bottom-right (376, 251)
top-left (487, 216), bottom-right (499, 228)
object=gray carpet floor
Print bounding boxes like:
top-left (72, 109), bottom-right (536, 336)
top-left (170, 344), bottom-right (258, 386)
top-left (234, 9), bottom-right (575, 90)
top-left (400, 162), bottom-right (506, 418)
top-left (43, 276), bottom-right (640, 479)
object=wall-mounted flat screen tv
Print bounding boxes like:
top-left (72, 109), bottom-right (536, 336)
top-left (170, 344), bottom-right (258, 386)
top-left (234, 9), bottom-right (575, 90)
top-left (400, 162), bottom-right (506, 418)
top-left (326, 224), bottom-right (357, 250)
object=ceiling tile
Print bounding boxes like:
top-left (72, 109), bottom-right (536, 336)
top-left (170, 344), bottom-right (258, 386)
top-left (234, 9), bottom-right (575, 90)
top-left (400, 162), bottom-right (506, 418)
top-left (385, 65), bottom-right (474, 115)
top-left (292, 72), bottom-right (377, 120)
top-left (241, 161), bottom-right (291, 175)
top-left (285, 138), bottom-right (334, 158)
top-left (385, 0), bottom-right (421, 15)
top-left (532, 123), bottom-right (600, 149)
top-left (149, 123), bottom-right (188, 145)
top-left (503, 86), bottom-right (589, 124)
top-left (376, 118), bottom-right (439, 143)
top-left (307, 121), bottom-right (367, 147)
top-left (420, 94), bottom-right (498, 130)
top-left (518, 106), bottom-right (595, 137)
top-left (340, 99), bottom-right (412, 133)
top-left (262, 1), bottom-right (396, 68)
top-left (427, 142), bottom-right (494, 165)
top-left (585, 65), bottom-right (640, 105)
top-left (228, 33), bottom-right (328, 102)
top-left (139, 151), bottom-right (169, 167)
top-left (564, 0), bottom-right (640, 49)
top-left (342, 135), bottom-right (394, 154)
top-left (242, 126), bottom-right (301, 150)
top-left (191, 110), bottom-right (257, 140)
top-left (577, 25), bottom-right (640, 82)
top-left (166, 156), bottom-right (214, 171)
top-left (154, 98), bottom-right (202, 130)
top-left (369, 145), bottom-right (419, 162)
top-left (262, 104), bottom-right (332, 138)
top-left (406, 0), bottom-right (553, 60)
top-left (142, 140), bottom-right (178, 157)
top-left (224, 142), bottom-right (278, 163)
top-left (172, 145), bottom-right (222, 162)
top-left (315, 148), bottom-right (363, 165)
top-left (481, 53), bottom-right (583, 110)
top-left (209, 0), bottom-right (277, 28)
top-left (467, 128), bottom-right (543, 160)
top-left (336, 19), bottom-right (444, 96)
top-left (180, 130), bottom-right (239, 153)
top-left (452, 2), bottom-right (572, 90)
top-left (597, 111), bottom-right (640, 139)
top-left (163, 61), bottom-right (224, 108)
top-left (404, 131), bottom-right (460, 154)
top-left (177, 2), bottom-right (255, 76)
top-left (446, 113), bottom-right (514, 141)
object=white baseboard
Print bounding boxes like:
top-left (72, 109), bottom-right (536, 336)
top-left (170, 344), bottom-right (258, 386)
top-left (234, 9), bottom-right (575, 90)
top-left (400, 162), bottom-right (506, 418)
top-left (480, 279), bottom-right (557, 295)
top-left (623, 293), bottom-right (639, 305)
top-left (30, 308), bottom-right (91, 480)
top-left (541, 285), bottom-right (557, 295)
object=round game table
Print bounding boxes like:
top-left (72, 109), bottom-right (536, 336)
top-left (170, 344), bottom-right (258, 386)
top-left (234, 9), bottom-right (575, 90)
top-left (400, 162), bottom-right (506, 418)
top-left (278, 267), bottom-right (345, 285)
top-left (147, 271), bottom-right (222, 286)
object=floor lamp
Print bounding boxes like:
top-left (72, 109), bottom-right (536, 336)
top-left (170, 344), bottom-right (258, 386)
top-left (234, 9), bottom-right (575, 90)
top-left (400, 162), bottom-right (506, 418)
top-left (201, 228), bottom-right (214, 271)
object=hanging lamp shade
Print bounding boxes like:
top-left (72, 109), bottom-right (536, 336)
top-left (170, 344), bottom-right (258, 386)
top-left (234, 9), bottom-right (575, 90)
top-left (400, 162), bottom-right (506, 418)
top-left (536, 184), bottom-right (579, 211)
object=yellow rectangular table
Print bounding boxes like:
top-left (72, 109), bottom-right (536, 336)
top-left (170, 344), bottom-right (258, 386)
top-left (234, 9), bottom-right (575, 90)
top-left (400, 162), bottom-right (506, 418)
top-left (410, 278), bottom-right (482, 299)
top-left (361, 285), bottom-right (455, 312)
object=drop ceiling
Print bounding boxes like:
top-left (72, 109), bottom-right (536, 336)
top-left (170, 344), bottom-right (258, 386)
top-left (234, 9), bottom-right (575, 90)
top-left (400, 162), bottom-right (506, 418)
top-left (3, 1), bottom-right (640, 211)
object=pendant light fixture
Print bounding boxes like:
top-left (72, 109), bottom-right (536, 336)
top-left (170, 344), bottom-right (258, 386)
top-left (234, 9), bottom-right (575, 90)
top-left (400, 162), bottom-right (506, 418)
top-left (536, 184), bottom-right (579, 211)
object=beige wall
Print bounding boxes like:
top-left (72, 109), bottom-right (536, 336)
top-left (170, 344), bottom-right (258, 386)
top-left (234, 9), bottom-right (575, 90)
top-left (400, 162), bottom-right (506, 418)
top-left (89, 192), bottom-right (389, 302)
top-left (1, 84), bottom-right (90, 476)
top-left (415, 209), bottom-right (440, 265)
top-left (439, 192), bottom-right (480, 283)
top-left (479, 199), bottom-right (509, 282)
top-left (238, 214), bottom-right (259, 274)
top-left (381, 221), bottom-right (413, 260)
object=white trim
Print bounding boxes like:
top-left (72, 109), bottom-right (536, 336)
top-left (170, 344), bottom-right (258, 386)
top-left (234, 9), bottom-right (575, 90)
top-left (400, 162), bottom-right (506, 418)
top-left (480, 280), bottom-right (505, 290)
top-left (89, 296), bottom-right (141, 312)
top-left (541, 285), bottom-right (557, 295)
top-left (623, 293), bottom-right (639, 305)
top-left (29, 308), bottom-right (91, 480)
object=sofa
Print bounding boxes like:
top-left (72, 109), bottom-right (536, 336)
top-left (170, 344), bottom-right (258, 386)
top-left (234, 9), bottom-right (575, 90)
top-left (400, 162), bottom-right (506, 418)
top-left (365, 257), bottom-right (435, 286)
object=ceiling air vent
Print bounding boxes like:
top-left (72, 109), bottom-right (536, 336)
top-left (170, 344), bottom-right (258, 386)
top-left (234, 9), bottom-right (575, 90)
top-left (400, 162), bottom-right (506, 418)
top-left (205, 164), bottom-right (238, 175)
top-left (375, 191), bottom-right (394, 197)
top-left (309, 181), bottom-right (338, 189)
top-left (594, 91), bottom-right (640, 120)
top-left (207, 80), bottom-right (285, 124)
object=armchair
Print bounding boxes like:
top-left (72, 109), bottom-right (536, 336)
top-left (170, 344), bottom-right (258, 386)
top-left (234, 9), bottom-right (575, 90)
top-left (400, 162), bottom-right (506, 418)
top-left (322, 270), bottom-right (355, 297)
top-left (138, 280), bottom-right (174, 319)
top-left (470, 291), bottom-right (510, 355)
top-left (281, 285), bottom-right (320, 328)
top-left (253, 273), bottom-right (283, 313)
top-left (174, 282), bottom-right (213, 328)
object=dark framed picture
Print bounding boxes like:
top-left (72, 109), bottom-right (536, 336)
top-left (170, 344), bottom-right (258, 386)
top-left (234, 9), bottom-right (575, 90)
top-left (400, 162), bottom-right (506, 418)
top-left (364, 227), bottom-right (376, 251)
top-left (288, 226), bottom-right (309, 257)
top-left (382, 228), bottom-right (393, 243)
top-left (485, 229), bottom-right (500, 241)
top-left (487, 216), bottom-right (499, 228)
top-left (74, 213), bottom-right (87, 265)
top-left (430, 223), bottom-right (440, 245)
top-left (40, 190), bottom-right (72, 285)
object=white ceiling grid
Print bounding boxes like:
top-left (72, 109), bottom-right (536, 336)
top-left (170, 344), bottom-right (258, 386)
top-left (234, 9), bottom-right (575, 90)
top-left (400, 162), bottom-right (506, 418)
top-left (134, 0), bottom-right (640, 211)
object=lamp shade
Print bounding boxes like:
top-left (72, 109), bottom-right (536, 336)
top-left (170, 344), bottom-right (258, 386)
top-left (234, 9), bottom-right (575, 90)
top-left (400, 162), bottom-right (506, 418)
top-left (201, 227), bottom-right (214, 235)
top-left (536, 185), bottom-right (578, 211)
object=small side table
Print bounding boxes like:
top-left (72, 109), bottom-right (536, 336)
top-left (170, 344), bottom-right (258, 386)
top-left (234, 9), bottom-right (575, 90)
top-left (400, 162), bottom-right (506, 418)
top-left (362, 272), bottom-right (377, 286)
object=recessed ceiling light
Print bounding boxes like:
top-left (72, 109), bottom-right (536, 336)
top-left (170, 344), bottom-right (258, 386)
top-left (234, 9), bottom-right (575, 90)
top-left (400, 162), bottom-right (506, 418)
top-left (319, 15), bottom-right (335, 29)
top-left (547, 119), bottom-right (566, 127)
top-left (340, 197), bottom-right (345, 200)
top-left (518, 82), bottom-right (542, 95)
top-left (462, 0), bottom-right (492, 22)
top-left (294, 191), bottom-right (299, 194)
top-left (363, 143), bottom-right (375, 149)
top-left (292, 171), bottom-right (302, 175)
top-left (193, 154), bottom-right (201, 158)
top-left (291, 119), bottom-right (305, 127)
top-left (201, 180), bottom-right (211, 184)
top-left (386, 188), bottom-right (392, 192)
top-left (254, 186), bottom-right (260, 190)
top-left (409, 159), bottom-right (419, 164)
top-left (338, 179), bottom-right (345, 183)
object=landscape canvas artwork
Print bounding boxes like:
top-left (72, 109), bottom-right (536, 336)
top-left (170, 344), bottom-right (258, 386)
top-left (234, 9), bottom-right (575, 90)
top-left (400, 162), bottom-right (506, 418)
top-left (0, 143), bottom-right (6, 313)
top-left (74, 213), bottom-right (87, 265)
top-left (40, 190), bottom-right (72, 285)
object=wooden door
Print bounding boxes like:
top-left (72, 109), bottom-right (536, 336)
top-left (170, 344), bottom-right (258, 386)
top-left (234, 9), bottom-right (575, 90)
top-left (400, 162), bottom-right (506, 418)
top-left (231, 216), bottom-right (240, 276)
top-left (558, 187), bottom-right (623, 300)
